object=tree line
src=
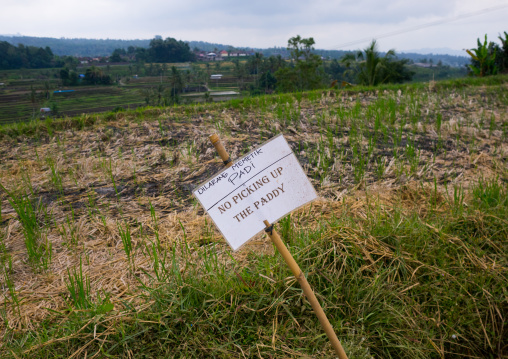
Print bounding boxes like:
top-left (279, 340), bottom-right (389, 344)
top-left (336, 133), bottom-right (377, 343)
top-left (4, 32), bottom-right (506, 93)
top-left (0, 37), bottom-right (195, 71)
top-left (231, 36), bottom-right (414, 95)
top-left (113, 36), bottom-right (195, 63)
top-left (1, 35), bottom-right (470, 67)
top-left (0, 41), bottom-right (77, 70)
top-left (130, 35), bottom-right (416, 101)
top-left (0, 35), bottom-right (235, 57)
top-left (230, 32), bottom-right (507, 94)
top-left (0, 36), bottom-right (151, 57)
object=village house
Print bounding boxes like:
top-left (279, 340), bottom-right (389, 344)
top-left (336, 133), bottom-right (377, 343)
top-left (413, 62), bottom-right (435, 68)
top-left (193, 50), bottom-right (255, 61)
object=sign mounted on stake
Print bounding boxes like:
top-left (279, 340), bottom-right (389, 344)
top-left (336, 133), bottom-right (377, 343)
top-left (199, 133), bottom-right (349, 359)
top-left (193, 134), bottom-right (317, 251)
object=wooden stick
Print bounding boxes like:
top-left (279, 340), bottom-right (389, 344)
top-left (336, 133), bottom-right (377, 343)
top-left (209, 134), bottom-right (348, 359)
top-left (209, 134), bottom-right (233, 168)
top-left (263, 220), bottom-right (348, 359)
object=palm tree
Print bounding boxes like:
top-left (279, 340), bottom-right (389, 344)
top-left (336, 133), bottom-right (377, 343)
top-left (252, 52), bottom-right (263, 87)
top-left (232, 58), bottom-right (245, 88)
top-left (342, 40), bottom-right (395, 86)
top-left (84, 66), bottom-right (104, 85)
top-left (169, 66), bottom-right (184, 99)
top-left (30, 85), bottom-right (38, 118)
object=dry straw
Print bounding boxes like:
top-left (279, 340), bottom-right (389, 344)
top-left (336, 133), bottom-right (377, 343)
top-left (0, 79), bottom-right (507, 356)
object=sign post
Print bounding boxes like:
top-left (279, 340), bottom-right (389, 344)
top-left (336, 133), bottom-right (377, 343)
top-left (195, 133), bottom-right (348, 359)
top-left (263, 219), bottom-right (348, 359)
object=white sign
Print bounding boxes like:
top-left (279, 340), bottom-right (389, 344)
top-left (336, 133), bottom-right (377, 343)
top-left (193, 134), bottom-right (318, 251)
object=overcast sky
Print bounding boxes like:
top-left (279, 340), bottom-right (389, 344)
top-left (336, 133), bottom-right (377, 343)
top-left (1, 0), bottom-right (507, 54)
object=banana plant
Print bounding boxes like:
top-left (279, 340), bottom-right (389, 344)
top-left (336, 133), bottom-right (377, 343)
top-left (466, 34), bottom-right (498, 77)
top-left (498, 31), bottom-right (508, 71)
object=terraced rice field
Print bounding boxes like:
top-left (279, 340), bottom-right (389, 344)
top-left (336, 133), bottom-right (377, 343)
top-left (0, 75), bottom-right (507, 358)
top-left (0, 63), bottom-right (249, 125)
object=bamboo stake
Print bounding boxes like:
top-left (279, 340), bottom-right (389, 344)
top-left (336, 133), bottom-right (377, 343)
top-left (209, 133), bottom-right (349, 359)
top-left (209, 134), bottom-right (233, 168)
top-left (263, 220), bottom-right (348, 359)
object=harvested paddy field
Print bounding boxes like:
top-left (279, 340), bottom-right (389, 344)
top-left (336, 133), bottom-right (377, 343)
top-left (0, 76), bottom-right (507, 358)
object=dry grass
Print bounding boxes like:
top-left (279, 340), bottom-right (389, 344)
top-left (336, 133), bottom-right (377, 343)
top-left (0, 77), bottom-right (507, 357)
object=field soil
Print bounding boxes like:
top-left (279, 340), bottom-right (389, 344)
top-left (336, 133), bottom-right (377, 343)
top-left (0, 77), bottom-right (507, 358)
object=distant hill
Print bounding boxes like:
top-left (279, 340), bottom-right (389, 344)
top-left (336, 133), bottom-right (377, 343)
top-left (0, 35), bottom-right (248, 57)
top-left (264, 47), bottom-right (468, 67)
top-left (0, 36), bottom-right (151, 57)
top-left (407, 47), bottom-right (467, 57)
top-left (397, 52), bottom-right (469, 67)
top-left (0, 35), bottom-right (470, 67)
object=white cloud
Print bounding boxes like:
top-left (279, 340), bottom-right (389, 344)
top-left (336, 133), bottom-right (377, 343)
top-left (1, 0), bottom-right (507, 52)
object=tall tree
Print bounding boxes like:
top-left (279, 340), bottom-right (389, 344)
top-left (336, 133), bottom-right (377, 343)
top-left (169, 66), bottom-right (184, 97)
top-left (232, 58), bottom-right (246, 89)
top-left (288, 35), bottom-right (317, 63)
top-left (275, 35), bottom-right (324, 92)
top-left (110, 48), bottom-right (125, 62)
top-left (247, 52), bottom-right (264, 87)
top-left (0, 41), bottom-right (57, 70)
top-left (84, 66), bottom-right (112, 85)
top-left (147, 37), bottom-right (195, 63)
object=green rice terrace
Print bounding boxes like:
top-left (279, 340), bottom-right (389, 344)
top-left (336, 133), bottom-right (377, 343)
top-left (0, 62), bottom-right (248, 125)
top-left (0, 75), bottom-right (507, 358)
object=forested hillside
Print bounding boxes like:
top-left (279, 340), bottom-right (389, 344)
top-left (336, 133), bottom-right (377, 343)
top-left (1, 35), bottom-right (469, 67)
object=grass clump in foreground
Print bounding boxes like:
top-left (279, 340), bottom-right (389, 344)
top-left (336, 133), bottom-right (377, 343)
top-left (0, 184), bottom-right (52, 271)
top-left (2, 179), bottom-right (507, 358)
